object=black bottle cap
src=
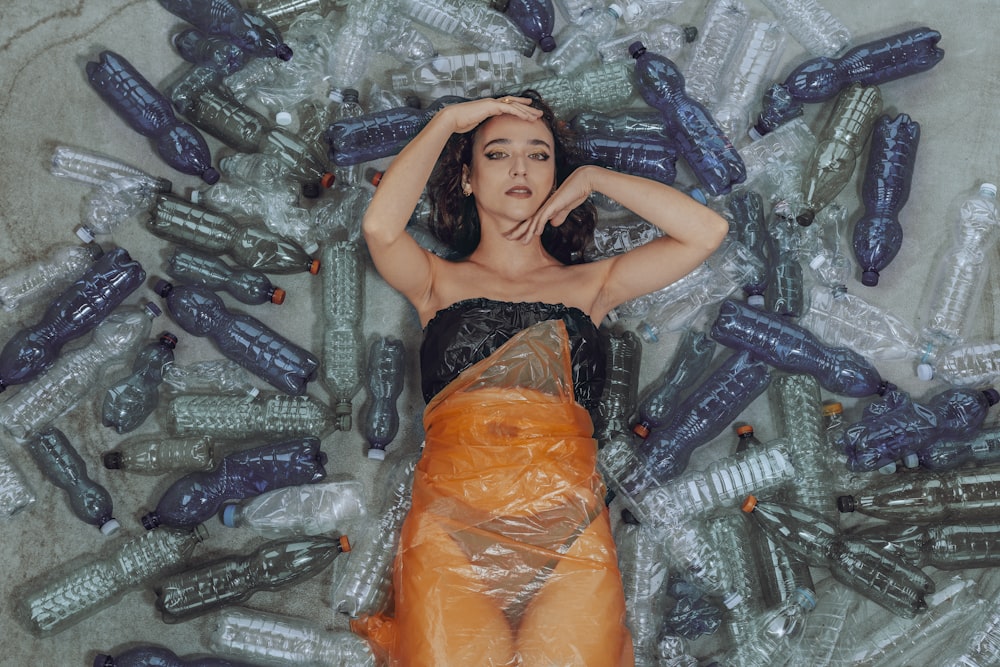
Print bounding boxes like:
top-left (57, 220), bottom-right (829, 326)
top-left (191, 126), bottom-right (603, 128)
top-left (539, 35), bottom-right (556, 52)
top-left (683, 26), bottom-right (699, 43)
top-left (301, 181), bottom-right (321, 199)
top-left (276, 43), bottom-right (293, 61)
top-left (621, 509), bottom-right (639, 525)
top-left (153, 279), bottom-right (174, 297)
top-left (628, 41), bottom-right (647, 58)
top-left (93, 655), bottom-right (114, 667)
top-left (984, 388), bottom-right (1000, 406)
top-left (861, 269), bottom-right (880, 286)
top-left (796, 209), bottom-right (815, 226)
top-left (160, 332), bottom-right (179, 349)
top-left (836, 495), bottom-right (856, 513)
top-left (141, 512), bottom-right (160, 530)
top-left (201, 167), bottom-right (220, 185)
top-left (103, 452), bottom-right (123, 469)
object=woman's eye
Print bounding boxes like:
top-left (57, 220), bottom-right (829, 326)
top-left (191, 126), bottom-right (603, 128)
top-left (530, 152), bottom-right (551, 161)
top-left (485, 151), bottom-right (508, 160)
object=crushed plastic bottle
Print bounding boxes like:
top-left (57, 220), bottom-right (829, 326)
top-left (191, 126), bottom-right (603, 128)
top-left (103, 434), bottom-right (216, 475)
top-left (362, 337), bottom-right (406, 460)
top-left (632, 328), bottom-right (715, 439)
top-left (221, 479), bottom-right (366, 537)
top-left (0, 229), bottom-right (103, 313)
top-left (166, 247), bottom-right (285, 305)
top-left (682, 0), bottom-right (750, 108)
top-left (0, 440), bottom-right (36, 519)
top-left (389, 50), bottom-right (525, 100)
top-left (101, 331), bottom-right (178, 434)
top-left (167, 392), bottom-right (341, 439)
top-left (320, 241), bottom-right (365, 430)
top-left (757, 0), bottom-right (851, 57)
top-left (494, 0), bottom-right (557, 52)
top-left (172, 26), bottom-right (252, 75)
top-left (156, 0), bottom-right (292, 60)
top-left (399, 0), bottom-right (535, 55)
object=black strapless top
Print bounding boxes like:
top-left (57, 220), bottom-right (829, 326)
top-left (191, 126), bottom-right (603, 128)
top-left (420, 297), bottom-right (606, 410)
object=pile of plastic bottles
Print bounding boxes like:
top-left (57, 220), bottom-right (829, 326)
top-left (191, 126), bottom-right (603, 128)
top-left (3, 0), bottom-right (1000, 665)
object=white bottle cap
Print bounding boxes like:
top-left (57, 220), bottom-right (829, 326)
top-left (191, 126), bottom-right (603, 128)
top-left (367, 448), bottom-right (386, 461)
top-left (809, 255), bottom-right (827, 271)
top-left (190, 189), bottom-right (203, 204)
top-left (76, 226), bottom-right (96, 243)
top-left (981, 182), bottom-right (998, 198)
top-left (902, 452), bottom-right (920, 468)
top-left (722, 591), bottom-right (743, 609)
top-left (303, 240), bottom-right (320, 255)
top-left (275, 111), bottom-right (293, 126)
top-left (100, 518), bottom-right (121, 536)
top-left (877, 462), bottom-right (897, 474)
top-left (608, 3), bottom-right (624, 18)
top-left (916, 363), bottom-right (934, 381)
top-left (747, 294), bottom-right (765, 307)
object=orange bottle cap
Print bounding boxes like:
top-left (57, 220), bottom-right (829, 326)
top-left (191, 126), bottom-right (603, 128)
top-left (321, 172), bottom-right (336, 188)
top-left (369, 169), bottom-right (384, 186)
top-left (271, 287), bottom-right (286, 305)
top-left (740, 495), bottom-right (758, 513)
top-left (309, 259), bottom-right (320, 275)
top-left (736, 424), bottom-right (755, 436)
top-left (339, 534), bottom-right (351, 553)
top-left (823, 401), bottom-right (844, 416)
top-left (632, 423), bottom-right (650, 439)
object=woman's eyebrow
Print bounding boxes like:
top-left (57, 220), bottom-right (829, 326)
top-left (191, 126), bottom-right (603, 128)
top-left (482, 137), bottom-right (552, 150)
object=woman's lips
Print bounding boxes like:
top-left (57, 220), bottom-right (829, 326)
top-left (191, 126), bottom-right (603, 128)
top-left (506, 186), bottom-right (532, 198)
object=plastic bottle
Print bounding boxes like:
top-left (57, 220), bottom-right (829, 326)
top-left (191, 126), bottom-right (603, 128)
top-left (19, 525), bottom-right (207, 636)
top-left (167, 392), bottom-right (340, 439)
top-left (597, 20), bottom-right (694, 65)
top-left (172, 26), bottom-right (252, 75)
top-left (246, 0), bottom-right (342, 30)
top-left (917, 425), bottom-right (1000, 472)
top-left (399, 0), bottom-right (535, 55)
top-left (764, 215), bottom-right (806, 316)
top-left (682, 0), bottom-right (750, 108)
top-left (728, 190), bottom-right (770, 306)
top-left (146, 193), bottom-right (319, 274)
top-left (539, 4), bottom-right (622, 77)
top-left (221, 479), bottom-right (366, 537)
top-left (320, 241), bottom-right (364, 430)
top-left (943, 589), bottom-right (1000, 667)
top-left (589, 328), bottom-right (639, 447)
top-left (786, 576), bottom-right (859, 667)
top-left (216, 152), bottom-right (291, 191)
top-left (0, 439), bottom-right (36, 519)
top-left (632, 328), bottom-right (715, 439)
top-left (330, 88), bottom-right (365, 186)
top-left (917, 182), bottom-right (1000, 380)
top-left (851, 113), bottom-right (922, 285)
top-left (23, 428), bottom-right (118, 535)
top-left (757, 0), bottom-right (851, 57)
top-left (141, 436), bottom-right (327, 530)
top-left (736, 117), bottom-right (816, 200)
top-left (361, 337), bottom-right (406, 460)
top-left (166, 247), bottom-right (285, 306)
top-left (704, 512), bottom-right (762, 665)
top-left (0, 230), bottom-right (103, 313)
top-left (103, 435), bottom-right (216, 475)
top-left (751, 82), bottom-right (805, 140)
top-left (785, 84), bottom-right (883, 226)
top-left (210, 607), bottom-right (376, 666)
top-left (742, 494), bottom-right (935, 618)
top-left (629, 41), bottom-right (746, 197)
top-left (0, 303), bottom-right (161, 442)
top-left (156, 534), bottom-right (349, 621)
top-left (851, 520), bottom-right (1000, 570)
top-left (709, 298), bottom-right (892, 397)
top-left (155, 0), bottom-right (292, 60)
top-left (161, 359), bottom-right (260, 397)
top-left (156, 281), bottom-right (318, 395)
top-left (330, 450), bottom-right (419, 617)
top-left (389, 50), bottom-right (525, 100)
top-left (573, 131), bottom-right (678, 184)
top-left (94, 645), bottom-right (259, 667)
top-left (50, 144), bottom-right (173, 194)
top-left (101, 331), bottom-right (178, 434)
top-left (85, 51), bottom-right (218, 184)
top-left (0, 246), bottom-right (145, 392)
top-left (493, 0), bottom-right (556, 52)
top-left (838, 387), bottom-right (1000, 472)
top-left (570, 109), bottom-right (666, 139)
top-left (322, 0), bottom-right (398, 94)
top-left (520, 60), bottom-right (637, 118)
top-left (191, 182), bottom-right (315, 253)
top-left (615, 509), bottom-right (671, 665)
top-left (779, 26), bottom-right (944, 103)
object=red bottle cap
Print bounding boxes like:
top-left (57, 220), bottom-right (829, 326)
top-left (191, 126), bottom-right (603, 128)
top-left (740, 495), bottom-right (758, 513)
top-left (309, 259), bottom-right (320, 275)
top-left (271, 287), bottom-right (286, 305)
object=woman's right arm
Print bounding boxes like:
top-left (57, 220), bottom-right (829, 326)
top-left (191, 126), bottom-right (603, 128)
top-left (362, 97), bottom-right (542, 310)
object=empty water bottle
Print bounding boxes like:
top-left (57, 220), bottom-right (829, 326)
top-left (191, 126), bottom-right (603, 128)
top-left (85, 51), bottom-right (218, 184)
top-left (103, 434), bottom-right (216, 475)
top-left (520, 60), bottom-right (637, 117)
top-left (683, 0), bottom-right (750, 108)
top-left (321, 241), bottom-right (365, 430)
top-left (167, 392), bottom-right (341, 439)
top-left (221, 479), bottom-right (366, 537)
top-left (101, 331), bottom-right (178, 434)
top-left (851, 519), bottom-right (1000, 570)
top-left (167, 247), bottom-right (285, 306)
top-left (217, 151), bottom-right (292, 190)
top-left (94, 644), bottom-right (258, 667)
top-left (593, 328), bottom-right (641, 446)
top-left (399, 0), bottom-right (534, 55)
top-left (735, 117), bottom-right (816, 201)
top-left (19, 525), bottom-right (206, 636)
top-left (632, 328), bottom-right (715, 439)
top-left (728, 190), bottom-right (770, 306)
top-left (494, 0), bottom-right (556, 52)
top-left (0, 440), bottom-right (35, 518)
top-left (141, 436), bottom-right (327, 530)
top-left (573, 131), bottom-right (678, 184)
top-left (615, 509), bottom-right (671, 664)
top-left (362, 337), bottom-right (406, 460)
top-left (597, 20), bottom-right (695, 65)
top-left (156, 0), bottom-right (292, 60)
top-left (0, 229), bottom-right (103, 313)
top-left (162, 358), bottom-right (260, 397)
top-left (389, 50), bottom-right (525, 100)
top-left (172, 26), bottom-right (252, 75)
top-left (757, 0), bottom-right (851, 57)
top-left (852, 113), bottom-right (921, 285)
top-left (764, 214), bottom-right (805, 316)
top-left (156, 280), bottom-right (319, 395)
top-left (156, 534), bottom-right (349, 621)
top-left (50, 144), bottom-right (173, 194)
top-left (24, 428), bottom-right (119, 535)
top-left (539, 3), bottom-right (622, 77)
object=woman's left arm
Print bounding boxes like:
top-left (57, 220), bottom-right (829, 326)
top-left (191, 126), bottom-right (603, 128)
top-left (510, 165), bottom-right (730, 312)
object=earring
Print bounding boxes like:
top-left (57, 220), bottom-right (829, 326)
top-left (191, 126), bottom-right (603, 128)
top-left (462, 183), bottom-right (472, 197)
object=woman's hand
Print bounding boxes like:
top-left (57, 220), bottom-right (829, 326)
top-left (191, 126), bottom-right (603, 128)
top-left (506, 166), bottom-right (598, 243)
top-left (439, 96), bottom-right (543, 134)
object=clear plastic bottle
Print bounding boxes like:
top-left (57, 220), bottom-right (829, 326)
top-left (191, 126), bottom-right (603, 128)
top-left (155, 281), bottom-right (319, 396)
top-left (519, 60), bottom-right (637, 117)
top-left (146, 193), bottom-right (319, 274)
top-left (851, 113), bottom-right (921, 286)
top-left (323, 0), bottom-right (397, 94)
top-left (330, 88), bottom-right (365, 186)
top-left (246, 0), bottom-right (343, 30)
top-left (570, 109), bottom-right (666, 138)
top-left (172, 26), bottom-right (252, 75)
top-left (0, 229), bottom-right (103, 313)
top-left (190, 181), bottom-right (316, 253)
top-left (597, 20), bottom-right (694, 65)
top-left (388, 50), bottom-right (525, 100)
top-left (49, 145), bottom-right (173, 194)
top-left (24, 427), bottom-right (119, 535)
top-left (155, 0), bottom-right (292, 60)
top-left (0, 246), bottom-right (146, 392)
top-left (615, 509), bottom-right (671, 665)
top-left (682, 0), bottom-right (750, 108)
top-left (494, 0), bottom-right (557, 52)
top-left (917, 182), bottom-right (1000, 379)
top-left (704, 512), bottom-right (762, 665)
top-left (101, 331), bottom-right (178, 434)
top-left (752, 82), bottom-right (805, 139)
top-left (838, 387), bottom-right (1000, 473)
top-left (0, 439), bottom-right (35, 518)
top-left (765, 215), bottom-right (806, 316)
top-left (917, 425), bottom-right (1000, 472)
top-left (399, 0), bottom-right (535, 55)
top-left (736, 117), bottom-right (816, 201)
top-left (539, 4), bottom-right (622, 77)
top-left (362, 337), bottom-right (406, 460)
top-left (709, 298), bottom-right (891, 397)
top-left (216, 151), bottom-right (292, 191)
top-left (221, 479), bottom-right (366, 537)
top-left (167, 247), bottom-right (285, 306)
top-left (19, 525), bottom-right (207, 637)
top-left (943, 588), bottom-right (1000, 667)
top-left (310, 183), bottom-right (370, 246)
top-left (161, 359), bottom-right (260, 397)
top-left (592, 328), bottom-right (640, 446)
top-left (141, 436), bottom-right (327, 530)
top-left (156, 535), bottom-right (350, 621)
top-left (320, 241), bottom-right (365, 430)
top-left (786, 576), bottom-right (859, 667)
top-left (742, 494), bottom-right (935, 618)
top-left (167, 392), bottom-right (340, 439)
top-left (209, 607), bottom-right (376, 666)
top-left (103, 435), bottom-right (216, 475)
top-left (632, 328), bottom-right (715, 439)
top-left (0, 302), bottom-right (160, 442)
top-left (630, 41), bottom-right (746, 197)
top-left (85, 51), bottom-right (218, 184)
top-left (728, 190), bottom-right (770, 306)
top-left (851, 520), bottom-right (1000, 570)
top-left (757, 0), bottom-right (851, 57)
top-left (94, 645), bottom-right (259, 667)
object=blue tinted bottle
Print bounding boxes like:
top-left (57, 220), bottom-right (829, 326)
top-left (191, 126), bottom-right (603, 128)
top-left (102, 331), bottom-right (179, 434)
top-left (633, 328), bottom-right (715, 439)
top-left (362, 337), bottom-right (406, 461)
top-left (156, 0), bottom-right (292, 60)
top-left (166, 247), bottom-right (285, 305)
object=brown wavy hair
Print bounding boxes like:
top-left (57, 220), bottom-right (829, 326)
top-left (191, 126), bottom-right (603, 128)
top-left (426, 90), bottom-right (596, 265)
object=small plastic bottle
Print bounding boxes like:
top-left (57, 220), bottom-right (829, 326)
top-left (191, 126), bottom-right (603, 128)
top-left (19, 525), bottom-right (207, 637)
top-left (24, 428), bottom-right (119, 535)
top-left (0, 246), bottom-right (146, 392)
top-left (156, 281), bottom-right (319, 395)
top-left (615, 509), bottom-right (671, 665)
top-left (520, 60), bottom-right (637, 118)
top-left (573, 131), bottom-right (678, 184)
top-left (570, 109), bottom-right (666, 138)
top-left (221, 479), bottom-right (366, 537)
top-left (632, 328), bottom-right (715, 439)
top-left (147, 193), bottom-right (319, 274)
top-left (141, 436), bottom-right (327, 530)
top-left (161, 359), bottom-right (260, 397)
top-left (85, 51), bottom-right (218, 184)
top-left (102, 331), bottom-right (178, 434)
top-left (156, 535), bottom-right (350, 621)
top-left (155, 0), bottom-right (292, 60)
top-left (0, 439), bottom-right (36, 518)
top-left (330, 88), bottom-right (365, 186)
top-left (728, 190), bottom-right (770, 306)
top-left (320, 241), bottom-right (365, 430)
top-left (597, 20), bottom-right (695, 65)
top-left (764, 215), bottom-right (806, 316)
top-left (629, 41), bottom-right (746, 197)
top-left (94, 644), bottom-right (259, 667)
top-left (682, 0), bottom-right (751, 108)
top-left (209, 607), bottom-right (377, 666)
top-left (757, 0), bottom-right (851, 57)
top-left (103, 435), bottom-right (216, 475)
top-left (709, 298), bottom-right (892, 397)
top-left (592, 328), bottom-right (641, 447)
top-left (166, 247), bottom-right (285, 305)
top-left (493, 0), bottom-right (557, 52)
top-left (851, 113), bottom-right (921, 286)
top-left (539, 4), bottom-right (622, 77)
top-left (50, 144), bottom-right (173, 194)
top-left (0, 229), bottom-right (103, 313)
top-left (389, 50), bottom-right (525, 100)
top-left (399, 0), bottom-right (535, 55)
top-left (362, 337), bottom-right (406, 460)
top-left (172, 26), bottom-right (252, 75)
top-left (216, 151), bottom-right (291, 190)
top-left (167, 392), bottom-right (341, 439)
top-left (851, 519), bottom-right (1000, 570)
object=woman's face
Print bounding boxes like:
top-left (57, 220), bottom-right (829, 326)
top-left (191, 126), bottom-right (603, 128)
top-left (464, 113), bottom-right (557, 232)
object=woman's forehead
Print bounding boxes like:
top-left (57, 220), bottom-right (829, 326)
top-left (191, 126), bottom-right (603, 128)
top-left (474, 114), bottom-right (554, 147)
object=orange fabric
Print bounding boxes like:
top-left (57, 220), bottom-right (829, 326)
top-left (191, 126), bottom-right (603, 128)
top-left (354, 320), bottom-right (633, 667)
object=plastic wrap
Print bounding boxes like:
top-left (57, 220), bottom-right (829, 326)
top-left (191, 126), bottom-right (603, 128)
top-left (352, 319), bottom-right (632, 666)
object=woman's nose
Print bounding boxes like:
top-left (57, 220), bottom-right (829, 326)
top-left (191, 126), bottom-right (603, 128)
top-left (510, 155), bottom-right (527, 176)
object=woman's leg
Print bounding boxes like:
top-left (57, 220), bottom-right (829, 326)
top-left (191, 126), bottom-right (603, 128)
top-left (515, 509), bottom-right (635, 667)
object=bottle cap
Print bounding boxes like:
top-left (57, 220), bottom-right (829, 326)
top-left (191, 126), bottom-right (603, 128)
top-left (271, 287), bottom-right (287, 305)
top-left (628, 41), bottom-right (647, 59)
top-left (539, 35), bottom-right (556, 52)
top-left (99, 517), bottom-right (121, 536)
top-left (902, 452), bottom-right (920, 468)
top-left (836, 495), bottom-right (856, 513)
top-left (822, 401), bottom-right (843, 417)
top-left (632, 421), bottom-right (650, 439)
top-left (861, 270), bottom-right (880, 287)
top-left (794, 587), bottom-right (817, 611)
top-left (93, 654), bottom-right (114, 667)
top-left (308, 259), bottom-right (321, 275)
top-left (796, 209), bottom-right (815, 227)
top-left (160, 332), bottom-right (179, 348)
top-left (321, 172), bottom-right (336, 189)
top-left (682, 25), bottom-right (699, 43)
top-left (275, 43), bottom-right (293, 61)
top-left (140, 512), bottom-right (160, 530)
top-left (981, 183), bottom-right (998, 198)
top-left (916, 363), bottom-right (934, 381)
top-left (102, 451), bottom-right (123, 469)
top-left (877, 462), bottom-right (897, 474)
top-left (303, 240), bottom-right (320, 255)
top-left (339, 534), bottom-right (352, 553)
top-left (367, 447), bottom-right (386, 461)
top-left (302, 181), bottom-right (322, 199)
top-left (144, 301), bottom-right (162, 318)
top-left (76, 226), bottom-right (96, 243)
top-left (984, 388), bottom-right (1000, 406)
top-left (367, 169), bottom-right (384, 187)
top-left (809, 255), bottom-right (827, 271)
top-left (722, 591), bottom-right (743, 609)
top-left (747, 294), bottom-right (764, 307)
top-left (343, 88), bottom-right (360, 103)
top-left (607, 3), bottom-right (624, 18)
top-left (636, 321), bottom-right (658, 343)
top-left (221, 504), bottom-right (238, 527)
top-left (736, 424), bottom-right (755, 437)
top-left (190, 189), bottom-right (203, 204)
top-left (740, 495), bottom-right (757, 513)
top-left (275, 111), bottom-right (293, 126)
top-left (201, 167), bottom-right (220, 185)
top-left (620, 508), bottom-right (639, 525)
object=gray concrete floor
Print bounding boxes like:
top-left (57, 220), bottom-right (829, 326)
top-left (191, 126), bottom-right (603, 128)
top-left (1, 0), bottom-right (999, 664)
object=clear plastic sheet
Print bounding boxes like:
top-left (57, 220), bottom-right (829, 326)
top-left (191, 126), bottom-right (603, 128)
top-left (352, 320), bottom-right (632, 666)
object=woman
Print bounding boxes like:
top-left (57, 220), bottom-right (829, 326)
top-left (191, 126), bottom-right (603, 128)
top-left (356, 92), bottom-right (729, 666)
